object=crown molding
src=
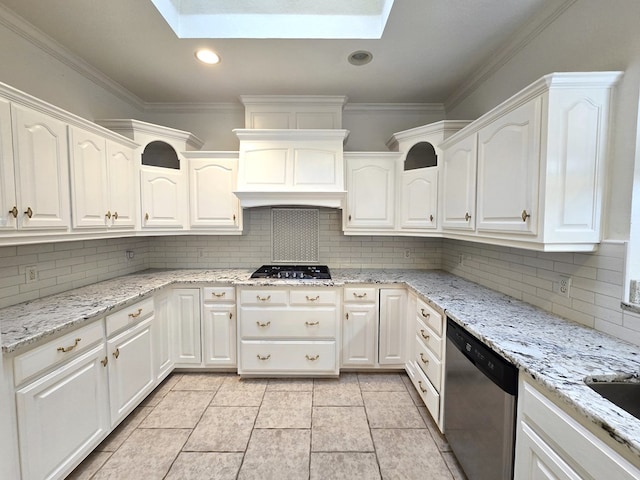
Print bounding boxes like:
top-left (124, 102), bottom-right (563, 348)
top-left (444, 0), bottom-right (578, 112)
top-left (142, 102), bottom-right (243, 113)
top-left (344, 103), bottom-right (445, 115)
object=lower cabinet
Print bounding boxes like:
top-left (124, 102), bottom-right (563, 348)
top-left (171, 288), bottom-right (202, 365)
top-left (153, 290), bottom-right (174, 381)
top-left (15, 344), bottom-right (110, 480)
top-left (202, 286), bottom-right (236, 367)
top-left (378, 288), bottom-right (407, 365)
top-left (342, 287), bottom-right (377, 367)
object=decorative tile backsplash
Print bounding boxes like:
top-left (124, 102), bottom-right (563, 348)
top-left (0, 208), bottom-right (637, 346)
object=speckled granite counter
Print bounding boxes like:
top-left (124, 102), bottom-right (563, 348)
top-left (1, 268), bottom-right (639, 464)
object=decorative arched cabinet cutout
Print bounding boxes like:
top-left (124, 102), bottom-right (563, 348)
top-left (404, 142), bottom-right (437, 170)
top-left (142, 141), bottom-right (180, 169)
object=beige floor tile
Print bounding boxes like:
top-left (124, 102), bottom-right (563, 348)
top-left (140, 373), bottom-right (183, 407)
top-left (417, 406), bottom-right (451, 452)
top-left (442, 452), bottom-right (468, 480)
top-left (362, 390), bottom-right (416, 407)
top-left (239, 429), bottom-right (310, 480)
top-left (313, 386), bottom-right (363, 406)
top-left (311, 407), bottom-right (373, 452)
top-left (92, 429), bottom-right (190, 480)
top-left (221, 375), bottom-right (268, 389)
top-left (358, 373), bottom-right (407, 391)
top-left (314, 372), bottom-right (359, 390)
top-left (255, 391), bottom-right (312, 428)
top-left (140, 391), bottom-right (214, 428)
top-left (365, 405), bottom-right (426, 428)
top-left (184, 406), bottom-right (259, 452)
top-left (267, 378), bottom-right (314, 391)
top-left (261, 390), bottom-right (313, 408)
top-left (66, 451), bottom-right (111, 480)
top-left (172, 372), bottom-right (228, 391)
top-left (372, 429), bottom-right (452, 480)
top-left (165, 452), bottom-right (243, 480)
top-left (310, 452), bottom-right (381, 480)
top-left (401, 374), bottom-right (423, 405)
top-left (211, 387), bottom-right (265, 406)
top-left (95, 406), bottom-right (153, 452)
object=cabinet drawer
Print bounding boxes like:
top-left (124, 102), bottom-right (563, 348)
top-left (415, 317), bottom-right (442, 359)
top-left (240, 308), bottom-right (337, 339)
top-left (14, 319), bottom-right (105, 386)
top-left (410, 360), bottom-right (440, 422)
top-left (415, 337), bottom-right (442, 392)
top-left (344, 287), bottom-right (376, 303)
top-left (203, 286), bottom-right (235, 302)
top-left (240, 340), bottom-right (336, 373)
top-left (239, 289), bottom-right (288, 306)
top-left (416, 298), bottom-right (443, 336)
top-left (289, 289), bottom-right (338, 306)
top-left (106, 298), bottom-right (154, 337)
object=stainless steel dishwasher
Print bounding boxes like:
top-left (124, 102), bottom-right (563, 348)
top-left (444, 318), bottom-right (518, 480)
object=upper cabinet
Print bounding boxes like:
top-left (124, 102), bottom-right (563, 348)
top-left (0, 98), bottom-right (16, 231)
top-left (440, 71), bottom-right (622, 251)
top-left (240, 95), bottom-right (347, 129)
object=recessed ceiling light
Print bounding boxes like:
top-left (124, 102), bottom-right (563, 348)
top-left (348, 50), bottom-right (373, 66)
top-left (195, 49), bottom-right (221, 65)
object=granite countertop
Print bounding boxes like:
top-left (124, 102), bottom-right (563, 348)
top-left (1, 268), bottom-right (639, 463)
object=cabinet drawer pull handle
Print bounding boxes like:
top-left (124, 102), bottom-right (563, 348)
top-left (212, 291), bottom-right (226, 298)
top-left (257, 295), bottom-right (271, 301)
top-left (105, 210), bottom-right (111, 219)
top-left (464, 212), bottom-right (471, 221)
top-left (521, 209), bottom-right (531, 222)
top-left (128, 308), bottom-right (143, 318)
top-left (113, 348), bottom-right (120, 359)
top-left (256, 321), bottom-right (271, 327)
top-left (57, 338), bottom-right (81, 353)
top-left (305, 354), bottom-right (319, 361)
top-left (24, 207), bottom-right (33, 218)
top-left (353, 292), bottom-right (367, 298)
top-left (257, 354), bottom-right (271, 361)
top-left (305, 321), bottom-right (320, 326)
top-left (229, 312), bottom-right (233, 319)
top-left (306, 295), bottom-right (319, 301)
top-left (113, 211), bottom-right (119, 220)
top-left (420, 353), bottom-right (429, 365)
top-left (418, 380), bottom-right (428, 394)
top-left (420, 330), bottom-right (430, 340)
top-left (9, 206), bottom-right (18, 218)
top-left (100, 356), bottom-right (108, 367)
top-left (420, 309), bottom-right (430, 319)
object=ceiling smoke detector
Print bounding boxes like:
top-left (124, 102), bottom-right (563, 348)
top-left (348, 50), bottom-right (373, 66)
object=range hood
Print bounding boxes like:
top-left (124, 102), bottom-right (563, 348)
top-left (233, 128), bottom-right (349, 209)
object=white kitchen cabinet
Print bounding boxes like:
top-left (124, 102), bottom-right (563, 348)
top-left (476, 97), bottom-right (540, 235)
top-left (106, 316), bottom-right (155, 425)
top-left (202, 286), bottom-right (236, 367)
top-left (378, 288), bottom-right (407, 365)
top-left (0, 98), bottom-right (17, 231)
top-left (441, 132), bottom-right (477, 231)
top-left (171, 288), bottom-right (202, 365)
top-left (344, 153), bottom-right (400, 231)
top-left (140, 168), bottom-right (186, 229)
top-left (153, 290), bottom-right (174, 381)
top-left (515, 375), bottom-right (640, 480)
top-left (186, 153), bottom-right (242, 232)
top-left (342, 287), bottom-right (377, 367)
top-left (69, 127), bottom-right (136, 230)
top-left (15, 343), bottom-right (110, 480)
top-left (400, 168), bottom-right (438, 230)
top-left (11, 104), bottom-right (70, 231)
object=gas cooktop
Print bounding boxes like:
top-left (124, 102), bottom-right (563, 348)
top-left (250, 265), bottom-right (331, 280)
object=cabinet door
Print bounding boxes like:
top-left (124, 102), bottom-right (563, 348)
top-left (140, 168), bottom-right (185, 229)
top-left (345, 157), bottom-right (396, 229)
top-left (172, 289), bottom-right (202, 365)
top-left (203, 303), bottom-right (236, 366)
top-left (107, 316), bottom-right (155, 425)
top-left (0, 98), bottom-right (17, 231)
top-left (442, 134), bottom-right (477, 231)
top-left (12, 104), bottom-right (70, 230)
top-left (153, 291), bottom-right (174, 381)
top-left (16, 344), bottom-right (110, 480)
top-left (477, 98), bottom-right (540, 234)
top-left (106, 141), bottom-right (136, 228)
top-left (400, 167), bottom-right (438, 229)
top-left (69, 127), bottom-right (109, 229)
top-left (342, 303), bottom-right (377, 367)
top-left (189, 158), bottom-right (240, 229)
top-left (379, 289), bottom-right (407, 365)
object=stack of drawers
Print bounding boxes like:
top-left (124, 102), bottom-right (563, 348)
top-left (407, 297), bottom-right (444, 425)
top-left (238, 287), bottom-right (340, 376)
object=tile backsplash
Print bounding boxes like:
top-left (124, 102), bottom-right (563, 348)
top-left (1, 208), bottom-right (638, 346)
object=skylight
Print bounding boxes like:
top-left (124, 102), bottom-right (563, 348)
top-left (150, 0), bottom-right (394, 39)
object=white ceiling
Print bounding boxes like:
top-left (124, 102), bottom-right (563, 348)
top-left (0, 0), bottom-right (556, 105)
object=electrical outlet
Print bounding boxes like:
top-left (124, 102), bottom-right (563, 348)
top-left (25, 266), bottom-right (38, 284)
top-left (404, 249), bottom-right (411, 259)
top-left (554, 275), bottom-right (572, 298)
top-left (125, 250), bottom-right (135, 261)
